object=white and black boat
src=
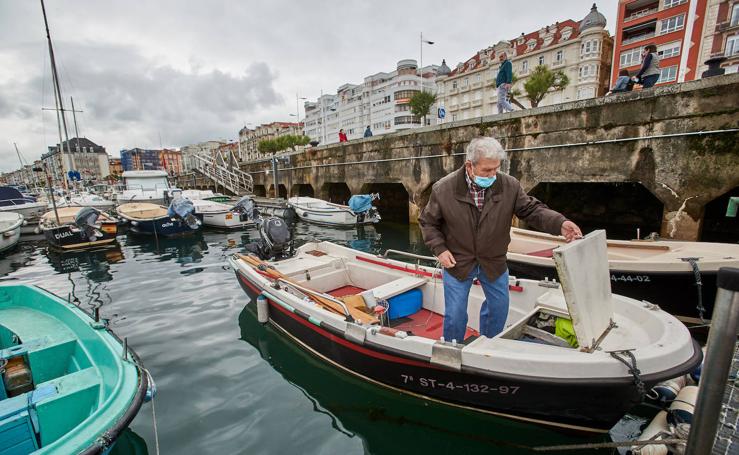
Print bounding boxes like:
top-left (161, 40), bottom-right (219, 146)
top-left (116, 170), bottom-right (173, 205)
top-left (0, 212), bottom-right (23, 254)
top-left (505, 227), bottom-right (739, 324)
top-left (0, 186), bottom-right (47, 234)
top-left (39, 206), bottom-right (118, 250)
top-left (117, 197), bottom-right (201, 237)
top-left (252, 197), bottom-right (297, 223)
top-left (54, 191), bottom-right (115, 211)
top-left (289, 194), bottom-right (380, 226)
top-left (188, 194), bottom-right (257, 230)
top-left (229, 230), bottom-right (701, 432)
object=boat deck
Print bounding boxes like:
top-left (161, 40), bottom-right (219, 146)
top-left (713, 340), bottom-right (739, 454)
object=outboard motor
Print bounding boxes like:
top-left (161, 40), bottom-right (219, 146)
top-left (244, 217), bottom-right (293, 260)
top-left (348, 193), bottom-right (380, 223)
top-left (167, 192), bottom-right (201, 230)
top-left (74, 207), bottom-right (103, 241)
top-left (233, 196), bottom-right (257, 222)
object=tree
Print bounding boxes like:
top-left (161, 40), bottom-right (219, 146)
top-left (523, 65), bottom-right (570, 108)
top-left (409, 91), bottom-right (437, 126)
top-left (258, 135), bottom-right (311, 155)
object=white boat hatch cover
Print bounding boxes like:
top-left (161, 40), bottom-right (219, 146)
top-left (552, 230), bottom-right (613, 351)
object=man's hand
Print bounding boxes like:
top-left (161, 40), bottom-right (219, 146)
top-left (437, 250), bottom-right (457, 268)
top-left (505, 83), bottom-right (512, 90)
top-left (561, 220), bottom-right (583, 242)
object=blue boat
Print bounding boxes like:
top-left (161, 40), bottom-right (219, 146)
top-left (116, 202), bottom-right (202, 237)
top-left (0, 284), bottom-right (149, 453)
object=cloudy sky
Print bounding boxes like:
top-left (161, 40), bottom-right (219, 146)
top-left (0, 0), bottom-right (616, 172)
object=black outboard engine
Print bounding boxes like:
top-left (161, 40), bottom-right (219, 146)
top-left (233, 196), bottom-right (257, 222)
top-left (74, 207), bottom-right (103, 241)
top-left (245, 217), bottom-right (293, 260)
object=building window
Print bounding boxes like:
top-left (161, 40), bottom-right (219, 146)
top-left (527, 40), bottom-right (536, 50)
top-left (538, 56), bottom-right (545, 66)
top-left (555, 50), bottom-right (563, 62)
top-left (452, 81), bottom-right (457, 89)
top-left (461, 77), bottom-right (468, 87)
top-left (522, 60), bottom-right (529, 72)
top-left (727, 35), bottom-right (739, 56)
top-left (620, 47), bottom-right (642, 67)
top-left (732, 4), bottom-right (739, 27)
top-left (581, 40), bottom-right (598, 55)
top-left (658, 65), bottom-right (678, 83)
top-left (577, 87), bottom-right (596, 100)
top-left (659, 14), bottom-right (685, 35)
top-left (579, 64), bottom-right (597, 79)
top-left (657, 41), bottom-right (681, 59)
top-left (476, 74), bottom-right (482, 82)
top-left (663, 0), bottom-right (687, 8)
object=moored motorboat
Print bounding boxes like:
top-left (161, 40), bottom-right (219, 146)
top-left (39, 206), bottom-right (118, 250)
top-left (289, 194), bottom-right (380, 226)
top-left (54, 191), bottom-right (116, 210)
top-left (0, 284), bottom-right (149, 453)
top-left (252, 197), bottom-right (297, 223)
top-left (116, 170), bottom-right (173, 205)
top-left (506, 227), bottom-right (739, 324)
top-left (186, 193), bottom-right (257, 229)
top-left (0, 213), bottom-right (23, 254)
top-left (117, 199), bottom-right (201, 237)
top-left (229, 231), bottom-right (701, 432)
top-left (0, 186), bottom-right (46, 235)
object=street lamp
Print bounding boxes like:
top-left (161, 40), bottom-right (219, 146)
top-left (420, 32), bottom-right (435, 92)
top-left (295, 93), bottom-right (307, 125)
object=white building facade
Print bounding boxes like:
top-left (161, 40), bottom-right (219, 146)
top-left (436, 5), bottom-right (613, 122)
top-left (303, 59), bottom-right (440, 146)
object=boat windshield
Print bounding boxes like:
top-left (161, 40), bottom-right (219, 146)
top-left (124, 177), bottom-right (169, 191)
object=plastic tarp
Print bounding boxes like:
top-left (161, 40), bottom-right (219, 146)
top-left (168, 197), bottom-right (196, 219)
top-left (348, 195), bottom-right (373, 214)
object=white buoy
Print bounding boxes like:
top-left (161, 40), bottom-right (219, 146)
top-left (632, 410), bottom-right (669, 455)
top-left (668, 385), bottom-right (698, 425)
top-left (257, 295), bottom-right (269, 324)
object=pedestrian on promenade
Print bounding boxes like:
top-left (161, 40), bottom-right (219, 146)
top-left (338, 129), bottom-right (348, 142)
top-left (419, 137), bottom-right (582, 342)
top-left (364, 125), bottom-right (373, 138)
top-left (496, 52), bottom-right (514, 114)
top-left (633, 44), bottom-right (661, 89)
top-left (610, 69), bottom-right (634, 94)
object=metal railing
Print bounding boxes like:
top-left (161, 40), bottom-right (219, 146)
top-left (191, 150), bottom-right (253, 196)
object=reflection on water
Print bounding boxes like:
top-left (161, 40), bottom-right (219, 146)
top-left (2, 223), bottom-right (607, 454)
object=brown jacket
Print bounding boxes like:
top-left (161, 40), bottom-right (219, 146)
top-left (419, 167), bottom-right (567, 282)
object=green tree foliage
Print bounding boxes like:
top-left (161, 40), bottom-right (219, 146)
top-left (258, 135), bottom-right (311, 155)
top-left (523, 65), bottom-right (570, 108)
top-left (409, 91), bottom-right (437, 126)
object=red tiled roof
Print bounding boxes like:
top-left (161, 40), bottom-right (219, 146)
top-left (447, 19), bottom-right (581, 77)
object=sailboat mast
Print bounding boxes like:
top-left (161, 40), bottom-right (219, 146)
top-left (41, 0), bottom-right (75, 187)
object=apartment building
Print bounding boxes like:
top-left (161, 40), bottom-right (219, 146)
top-left (303, 59), bottom-right (441, 146)
top-left (239, 122), bottom-right (304, 162)
top-left (698, 0), bottom-right (739, 74)
top-left (41, 137), bottom-right (110, 185)
top-left (612, 0), bottom-right (709, 86)
top-left (436, 4), bottom-right (613, 121)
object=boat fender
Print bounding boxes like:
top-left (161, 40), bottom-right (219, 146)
top-left (345, 323), bottom-right (367, 345)
top-left (632, 410), bottom-right (669, 455)
top-left (256, 295), bottom-right (269, 324)
top-left (130, 220), bottom-right (138, 226)
top-left (430, 340), bottom-right (463, 371)
top-left (647, 375), bottom-right (686, 403)
top-left (144, 369), bottom-right (157, 403)
top-left (667, 385), bottom-right (697, 426)
top-left (360, 290), bottom-right (378, 309)
top-left (33, 226), bottom-right (41, 234)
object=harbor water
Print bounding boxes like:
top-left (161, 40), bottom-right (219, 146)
top-left (4, 222), bottom-right (626, 454)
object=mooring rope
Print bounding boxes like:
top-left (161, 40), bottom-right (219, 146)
top-left (680, 257), bottom-right (706, 323)
top-left (610, 350), bottom-right (646, 398)
top-left (146, 368), bottom-right (161, 455)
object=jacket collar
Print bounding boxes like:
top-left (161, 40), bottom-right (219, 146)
top-left (453, 166), bottom-right (503, 205)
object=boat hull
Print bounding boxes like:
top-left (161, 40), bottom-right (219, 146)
top-left (0, 227), bottom-right (21, 254)
top-left (124, 215), bottom-right (201, 237)
top-left (199, 210), bottom-right (255, 229)
top-left (507, 260), bottom-right (717, 324)
top-left (234, 269), bottom-right (700, 432)
top-left (42, 222), bottom-right (118, 250)
top-left (292, 206), bottom-right (380, 226)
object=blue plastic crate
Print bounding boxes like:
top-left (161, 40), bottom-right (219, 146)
top-left (387, 289), bottom-right (422, 320)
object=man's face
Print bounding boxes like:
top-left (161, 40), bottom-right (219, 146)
top-left (499, 53), bottom-right (507, 62)
top-left (466, 157), bottom-right (501, 178)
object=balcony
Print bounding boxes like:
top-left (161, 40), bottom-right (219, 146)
top-left (448, 104), bottom-right (459, 112)
top-left (471, 99), bottom-right (483, 107)
top-left (449, 87), bottom-right (459, 95)
top-left (624, 7), bottom-right (658, 23)
top-left (622, 32), bottom-right (655, 45)
top-left (460, 101), bottom-right (471, 109)
top-left (471, 81), bottom-right (483, 89)
top-left (551, 58), bottom-right (566, 68)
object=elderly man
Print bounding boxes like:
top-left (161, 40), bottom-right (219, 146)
top-left (419, 137), bottom-right (582, 342)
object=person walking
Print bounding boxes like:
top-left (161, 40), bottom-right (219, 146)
top-left (364, 125), bottom-right (373, 138)
top-left (419, 137), bottom-right (582, 342)
top-left (633, 43), bottom-right (661, 89)
top-left (338, 129), bottom-right (348, 143)
top-left (496, 52), bottom-right (514, 114)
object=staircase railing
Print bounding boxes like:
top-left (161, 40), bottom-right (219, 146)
top-left (191, 150), bottom-right (253, 196)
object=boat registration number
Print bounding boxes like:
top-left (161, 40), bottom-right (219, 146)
top-left (400, 375), bottom-right (519, 395)
top-left (610, 274), bottom-right (651, 283)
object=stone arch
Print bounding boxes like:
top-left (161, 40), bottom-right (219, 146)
top-left (252, 185), bottom-right (266, 197)
top-left (360, 182), bottom-right (410, 224)
top-left (701, 186), bottom-right (739, 242)
top-left (268, 184), bottom-right (287, 198)
top-left (320, 182), bottom-right (352, 205)
top-left (528, 182), bottom-right (663, 240)
top-left (290, 184), bottom-right (315, 198)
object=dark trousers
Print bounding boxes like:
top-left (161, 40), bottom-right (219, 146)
top-left (640, 74), bottom-right (659, 88)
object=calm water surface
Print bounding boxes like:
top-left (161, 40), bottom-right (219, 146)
top-left (2, 223), bottom-right (615, 454)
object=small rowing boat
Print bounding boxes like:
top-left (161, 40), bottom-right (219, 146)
top-left (289, 195), bottom-right (380, 226)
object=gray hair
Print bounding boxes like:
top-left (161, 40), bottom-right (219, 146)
top-left (465, 137), bottom-right (507, 164)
